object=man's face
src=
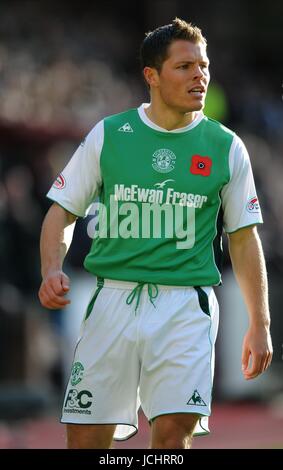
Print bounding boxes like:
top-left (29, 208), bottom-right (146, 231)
top-left (154, 40), bottom-right (210, 113)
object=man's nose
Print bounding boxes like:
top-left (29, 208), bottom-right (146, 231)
top-left (193, 64), bottom-right (205, 79)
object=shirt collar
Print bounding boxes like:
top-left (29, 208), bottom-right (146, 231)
top-left (137, 103), bottom-right (204, 133)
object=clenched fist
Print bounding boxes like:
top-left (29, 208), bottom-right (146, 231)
top-left (39, 270), bottom-right (71, 309)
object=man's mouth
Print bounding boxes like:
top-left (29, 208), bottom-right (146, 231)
top-left (188, 86), bottom-right (205, 97)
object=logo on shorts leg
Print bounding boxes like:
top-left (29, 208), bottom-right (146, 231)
top-left (187, 389), bottom-right (206, 406)
top-left (71, 362), bottom-right (84, 386)
top-left (64, 389), bottom-right (93, 415)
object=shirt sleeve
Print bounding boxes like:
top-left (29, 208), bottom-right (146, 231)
top-left (221, 134), bottom-right (263, 233)
top-left (46, 120), bottom-right (104, 217)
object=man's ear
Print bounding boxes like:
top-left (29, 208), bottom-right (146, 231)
top-left (143, 67), bottom-right (160, 88)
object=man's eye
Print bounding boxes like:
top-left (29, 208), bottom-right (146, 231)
top-left (178, 64), bottom-right (188, 69)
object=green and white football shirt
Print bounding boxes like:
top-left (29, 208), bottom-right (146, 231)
top-left (47, 104), bottom-right (263, 286)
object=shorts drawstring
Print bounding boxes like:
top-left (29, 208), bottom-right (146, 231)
top-left (126, 282), bottom-right (159, 314)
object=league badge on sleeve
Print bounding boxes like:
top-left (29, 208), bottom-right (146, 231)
top-left (246, 196), bottom-right (260, 213)
top-left (52, 173), bottom-right (66, 190)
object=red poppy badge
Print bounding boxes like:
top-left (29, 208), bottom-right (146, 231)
top-left (190, 155), bottom-right (212, 176)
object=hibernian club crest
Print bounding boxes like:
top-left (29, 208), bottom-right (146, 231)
top-left (71, 362), bottom-right (84, 386)
top-left (152, 148), bottom-right (176, 173)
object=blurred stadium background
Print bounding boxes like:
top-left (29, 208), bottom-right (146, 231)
top-left (0, 0), bottom-right (283, 449)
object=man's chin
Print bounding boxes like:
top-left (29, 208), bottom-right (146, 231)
top-left (190, 100), bottom-right (204, 111)
top-left (182, 98), bottom-right (205, 113)
top-left (183, 103), bottom-right (204, 114)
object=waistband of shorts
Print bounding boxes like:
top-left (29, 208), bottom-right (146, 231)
top-left (96, 277), bottom-right (196, 290)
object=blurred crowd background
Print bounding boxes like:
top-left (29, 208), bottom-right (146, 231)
top-left (0, 0), bottom-right (283, 447)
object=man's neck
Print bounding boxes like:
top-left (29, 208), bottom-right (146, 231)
top-left (144, 103), bottom-right (196, 131)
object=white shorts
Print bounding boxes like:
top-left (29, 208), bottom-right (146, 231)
top-left (61, 277), bottom-right (219, 441)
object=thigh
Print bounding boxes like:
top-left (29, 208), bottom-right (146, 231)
top-left (150, 413), bottom-right (200, 449)
top-left (139, 286), bottom-right (219, 436)
top-left (62, 285), bottom-right (141, 440)
top-left (67, 423), bottom-right (116, 449)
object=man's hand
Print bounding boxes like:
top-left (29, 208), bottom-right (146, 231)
top-left (39, 270), bottom-right (71, 309)
top-left (241, 326), bottom-right (273, 380)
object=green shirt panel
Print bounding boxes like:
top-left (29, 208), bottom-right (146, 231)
top-left (84, 109), bottom-right (234, 286)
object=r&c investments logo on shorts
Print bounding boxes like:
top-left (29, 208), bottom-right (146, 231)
top-left (64, 389), bottom-right (93, 415)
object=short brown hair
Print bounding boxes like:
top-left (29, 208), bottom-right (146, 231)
top-left (140, 17), bottom-right (206, 72)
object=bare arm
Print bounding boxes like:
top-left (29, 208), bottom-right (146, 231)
top-left (39, 202), bottom-right (77, 309)
top-left (228, 226), bottom-right (273, 380)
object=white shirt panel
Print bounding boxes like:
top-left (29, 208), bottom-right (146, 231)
top-left (221, 134), bottom-right (263, 233)
top-left (47, 120), bottom-right (104, 217)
